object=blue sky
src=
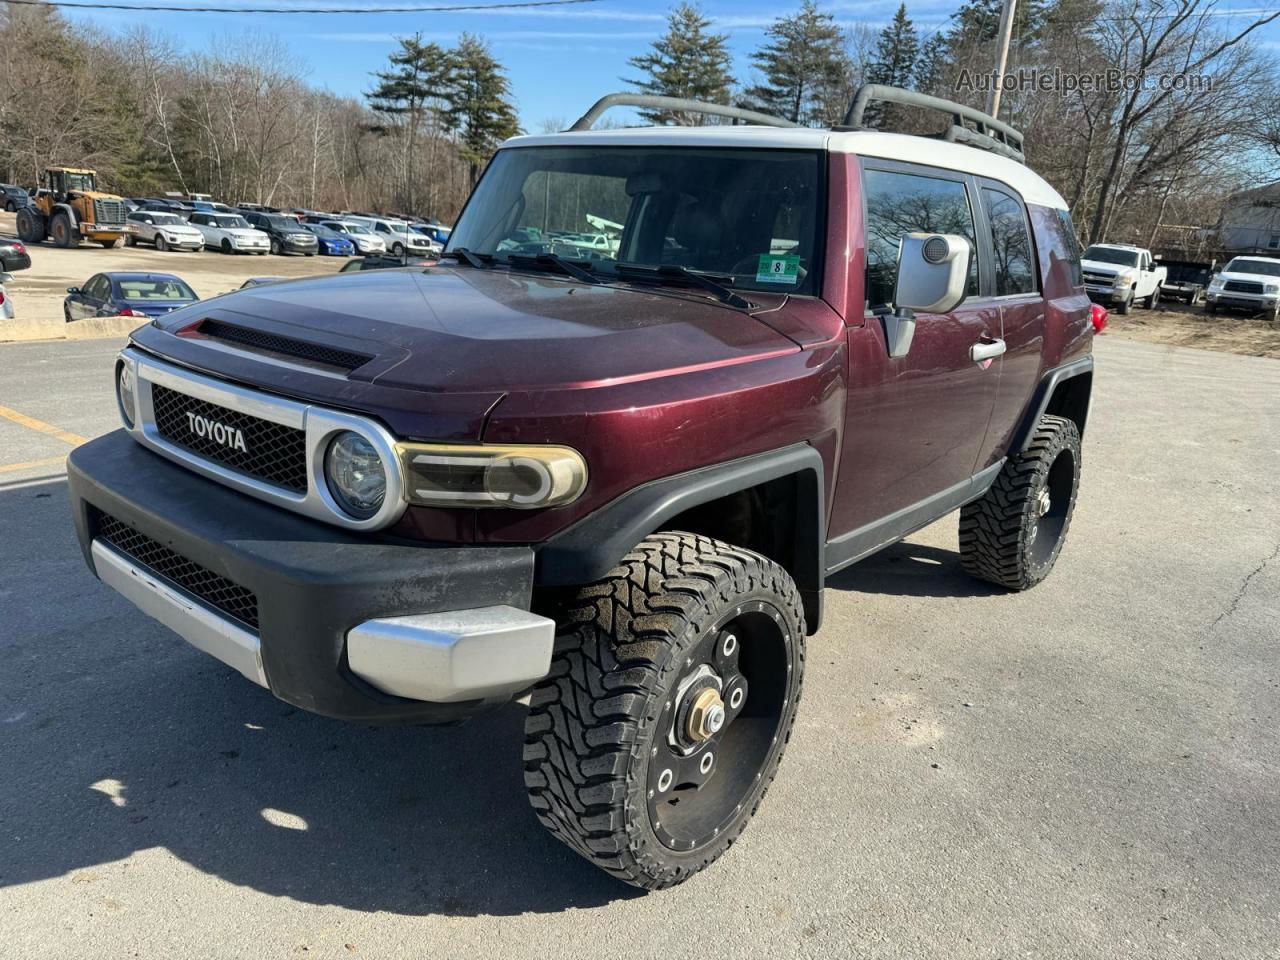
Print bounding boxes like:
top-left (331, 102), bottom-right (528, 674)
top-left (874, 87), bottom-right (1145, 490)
top-left (65, 0), bottom-right (1280, 130)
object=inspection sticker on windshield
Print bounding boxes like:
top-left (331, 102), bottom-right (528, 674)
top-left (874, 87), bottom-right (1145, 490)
top-left (756, 254), bottom-right (800, 284)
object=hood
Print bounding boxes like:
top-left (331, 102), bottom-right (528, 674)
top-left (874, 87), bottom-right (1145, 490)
top-left (1080, 259), bottom-right (1136, 276)
top-left (1217, 268), bottom-right (1280, 284)
top-left (154, 266), bottom-right (799, 394)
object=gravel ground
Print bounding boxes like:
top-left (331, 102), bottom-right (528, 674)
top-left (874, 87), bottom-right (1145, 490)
top-left (0, 335), bottom-right (1277, 959)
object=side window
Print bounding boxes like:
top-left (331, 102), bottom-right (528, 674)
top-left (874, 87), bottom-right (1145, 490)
top-left (863, 167), bottom-right (980, 309)
top-left (86, 276), bottom-right (106, 300)
top-left (981, 188), bottom-right (1036, 296)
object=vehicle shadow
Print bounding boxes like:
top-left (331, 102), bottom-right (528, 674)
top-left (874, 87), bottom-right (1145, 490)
top-left (825, 539), bottom-right (1006, 599)
top-left (0, 476), bottom-right (640, 916)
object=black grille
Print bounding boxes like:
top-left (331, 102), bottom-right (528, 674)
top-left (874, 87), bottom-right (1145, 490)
top-left (151, 383), bottom-right (308, 492)
top-left (1082, 271), bottom-right (1113, 285)
top-left (96, 511), bottom-right (259, 630)
top-left (1224, 279), bottom-right (1264, 295)
top-left (199, 319), bottom-right (372, 371)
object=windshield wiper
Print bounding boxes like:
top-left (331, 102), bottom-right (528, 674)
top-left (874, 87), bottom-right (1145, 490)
top-left (443, 247), bottom-right (492, 268)
top-left (613, 263), bottom-right (753, 309)
top-left (506, 252), bottom-right (603, 285)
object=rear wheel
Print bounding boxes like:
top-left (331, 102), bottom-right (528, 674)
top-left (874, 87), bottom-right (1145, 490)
top-left (960, 414), bottom-right (1082, 590)
top-left (15, 207), bottom-right (42, 243)
top-left (51, 212), bottom-right (77, 248)
top-left (524, 532), bottom-right (804, 890)
top-left (1144, 286), bottom-right (1160, 308)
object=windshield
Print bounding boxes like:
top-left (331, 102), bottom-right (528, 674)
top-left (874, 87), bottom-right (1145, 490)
top-left (117, 278), bottom-right (197, 301)
top-left (64, 172), bottom-right (96, 191)
top-left (1083, 246), bottom-right (1139, 266)
top-left (152, 213), bottom-right (184, 226)
top-left (447, 146), bottom-right (823, 294)
top-left (1226, 258), bottom-right (1280, 278)
top-left (214, 216), bottom-right (250, 229)
top-left (264, 215), bottom-right (299, 230)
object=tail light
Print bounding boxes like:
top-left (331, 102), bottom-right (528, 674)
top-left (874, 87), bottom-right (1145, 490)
top-left (0, 291), bottom-right (6, 305)
top-left (118, 308), bottom-right (147, 317)
top-left (12, 242), bottom-right (25, 254)
top-left (1090, 304), bottom-right (1108, 334)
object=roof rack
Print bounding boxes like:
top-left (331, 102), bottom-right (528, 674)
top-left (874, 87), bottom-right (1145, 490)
top-left (839, 84), bottom-right (1025, 164)
top-left (568, 93), bottom-right (800, 132)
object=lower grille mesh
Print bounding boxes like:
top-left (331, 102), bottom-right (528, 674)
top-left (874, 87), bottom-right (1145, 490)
top-left (96, 511), bottom-right (260, 630)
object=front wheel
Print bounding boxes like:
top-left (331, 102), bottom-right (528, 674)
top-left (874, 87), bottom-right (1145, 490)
top-left (1116, 294), bottom-right (1132, 315)
top-left (221, 239), bottom-right (233, 255)
top-left (154, 235), bottom-right (167, 252)
top-left (960, 414), bottom-right (1082, 590)
top-left (524, 532), bottom-right (805, 890)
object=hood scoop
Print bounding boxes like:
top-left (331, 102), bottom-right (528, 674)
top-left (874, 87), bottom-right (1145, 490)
top-left (191, 318), bottom-right (375, 373)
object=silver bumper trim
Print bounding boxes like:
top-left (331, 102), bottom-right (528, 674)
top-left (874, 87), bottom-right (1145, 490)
top-left (91, 539), bottom-right (268, 688)
top-left (347, 606), bottom-right (555, 703)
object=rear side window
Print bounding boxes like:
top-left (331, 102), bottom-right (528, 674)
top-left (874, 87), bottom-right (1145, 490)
top-left (1053, 209), bottom-right (1084, 287)
top-left (982, 188), bottom-right (1036, 296)
top-left (863, 168), bottom-right (979, 309)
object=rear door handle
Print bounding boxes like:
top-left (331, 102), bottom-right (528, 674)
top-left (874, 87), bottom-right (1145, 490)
top-left (970, 338), bottom-right (1007, 363)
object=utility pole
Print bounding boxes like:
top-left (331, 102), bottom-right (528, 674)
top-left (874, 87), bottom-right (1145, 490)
top-left (986, 0), bottom-right (1018, 118)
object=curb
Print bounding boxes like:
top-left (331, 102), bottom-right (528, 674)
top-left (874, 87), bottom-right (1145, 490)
top-left (0, 315), bottom-right (142, 343)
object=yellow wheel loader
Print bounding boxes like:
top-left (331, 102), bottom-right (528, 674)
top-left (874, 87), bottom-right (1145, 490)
top-left (15, 168), bottom-right (129, 249)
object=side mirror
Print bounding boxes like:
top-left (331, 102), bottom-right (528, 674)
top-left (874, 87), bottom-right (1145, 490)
top-left (882, 233), bottom-right (972, 358)
top-left (66, 286), bottom-right (80, 294)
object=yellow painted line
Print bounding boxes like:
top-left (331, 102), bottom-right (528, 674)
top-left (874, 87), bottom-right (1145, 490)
top-left (0, 404), bottom-right (88, 446)
top-left (0, 455), bottom-right (67, 474)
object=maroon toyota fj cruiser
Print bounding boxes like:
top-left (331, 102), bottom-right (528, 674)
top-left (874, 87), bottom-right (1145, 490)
top-left (68, 87), bottom-right (1094, 889)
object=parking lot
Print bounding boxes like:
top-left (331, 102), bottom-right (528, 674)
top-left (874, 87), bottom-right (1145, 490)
top-left (0, 210), bottom-right (339, 330)
top-left (1, 334), bottom-right (1277, 959)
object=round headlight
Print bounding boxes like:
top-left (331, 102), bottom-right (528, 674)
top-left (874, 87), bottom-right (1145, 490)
top-left (325, 431), bottom-right (386, 518)
top-left (116, 362), bottom-right (135, 429)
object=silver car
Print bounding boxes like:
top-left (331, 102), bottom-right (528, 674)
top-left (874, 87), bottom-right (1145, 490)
top-left (126, 211), bottom-right (205, 252)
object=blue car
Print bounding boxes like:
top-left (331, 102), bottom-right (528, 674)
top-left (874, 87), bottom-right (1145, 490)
top-left (301, 223), bottom-right (356, 257)
top-left (64, 271), bottom-right (198, 322)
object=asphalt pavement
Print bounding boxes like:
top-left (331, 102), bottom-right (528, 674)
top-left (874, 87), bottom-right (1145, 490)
top-left (1, 335), bottom-right (1277, 959)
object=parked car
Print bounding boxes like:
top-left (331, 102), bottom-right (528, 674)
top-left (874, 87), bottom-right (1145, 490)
top-left (63, 271), bottom-right (198, 321)
top-left (344, 215), bottom-right (437, 258)
top-left (0, 238), bottom-right (32, 272)
top-left (70, 86), bottom-right (1096, 891)
top-left (142, 199), bottom-right (192, 218)
top-left (1080, 243), bottom-right (1167, 314)
top-left (317, 219), bottom-right (386, 255)
top-left (242, 211), bottom-right (318, 256)
top-left (1157, 257), bottom-right (1216, 305)
top-left (298, 222), bottom-right (355, 257)
top-left (2, 183), bottom-right (32, 211)
top-left (188, 212), bottom-right (270, 255)
top-left (125, 211), bottom-right (205, 252)
top-left (1205, 255), bottom-right (1280, 320)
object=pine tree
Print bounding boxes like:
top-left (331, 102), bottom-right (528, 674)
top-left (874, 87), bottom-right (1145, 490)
top-left (626, 3), bottom-right (734, 125)
top-left (445, 33), bottom-right (520, 188)
top-left (913, 32), bottom-right (949, 95)
top-left (863, 4), bottom-right (918, 128)
top-left (743, 1), bottom-right (852, 126)
top-left (367, 34), bottom-right (453, 211)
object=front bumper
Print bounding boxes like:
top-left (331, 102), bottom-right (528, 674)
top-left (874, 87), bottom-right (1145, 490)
top-left (279, 238), bottom-right (318, 254)
top-left (1085, 285), bottom-right (1129, 305)
top-left (1206, 291), bottom-right (1278, 312)
top-left (68, 431), bottom-right (555, 724)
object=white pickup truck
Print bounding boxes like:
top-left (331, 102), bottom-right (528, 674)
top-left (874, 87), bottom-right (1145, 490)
top-left (1081, 243), bottom-right (1167, 314)
top-left (1205, 256), bottom-right (1280, 321)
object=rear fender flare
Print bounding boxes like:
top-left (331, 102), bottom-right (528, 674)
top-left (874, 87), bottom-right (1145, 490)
top-left (1011, 356), bottom-right (1094, 453)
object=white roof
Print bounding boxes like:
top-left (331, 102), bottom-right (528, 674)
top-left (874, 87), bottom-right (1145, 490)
top-left (501, 125), bottom-right (1067, 210)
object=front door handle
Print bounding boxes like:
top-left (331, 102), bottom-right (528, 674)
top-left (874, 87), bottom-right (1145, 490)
top-left (969, 337), bottom-right (1007, 363)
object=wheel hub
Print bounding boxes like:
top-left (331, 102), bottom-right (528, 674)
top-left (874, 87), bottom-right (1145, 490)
top-left (1035, 487), bottom-right (1051, 518)
top-left (686, 688), bottom-right (726, 742)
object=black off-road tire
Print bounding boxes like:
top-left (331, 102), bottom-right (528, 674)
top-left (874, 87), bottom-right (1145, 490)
top-left (959, 415), bottom-right (1082, 591)
top-left (51, 212), bottom-right (77, 248)
top-left (523, 532), bottom-right (805, 890)
top-left (15, 207), bottom-right (42, 243)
